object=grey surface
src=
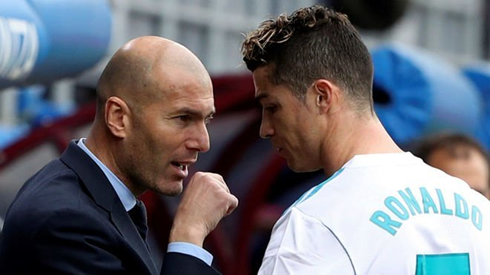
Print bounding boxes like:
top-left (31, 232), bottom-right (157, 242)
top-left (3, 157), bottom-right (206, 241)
top-left (0, 143), bottom-right (59, 218)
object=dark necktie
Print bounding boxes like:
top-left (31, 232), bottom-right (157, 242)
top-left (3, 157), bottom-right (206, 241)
top-left (128, 200), bottom-right (148, 240)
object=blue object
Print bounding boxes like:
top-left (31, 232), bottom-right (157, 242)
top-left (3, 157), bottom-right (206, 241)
top-left (415, 253), bottom-right (470, 275)
top-left (0, 0), bottom-right (112, 89)
top-left (463, 63), bottom-right (490, 150)
top-left (17, 86), bottom-right (75, 127)
top-left (0, 124), bottom-right (30, 149)
top-left (372, 44), bottom-right (483, 145)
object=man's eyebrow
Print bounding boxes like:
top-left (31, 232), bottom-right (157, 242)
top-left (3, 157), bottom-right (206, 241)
top-left (176, 107), bottom-right (215, 117)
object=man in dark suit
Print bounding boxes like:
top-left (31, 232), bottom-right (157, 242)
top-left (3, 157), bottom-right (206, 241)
top-left (0, 36), bottom-right (238, 274)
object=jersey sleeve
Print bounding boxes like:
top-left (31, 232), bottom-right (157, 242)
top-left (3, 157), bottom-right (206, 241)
top-left (258, 207), bottom-right (355, 275)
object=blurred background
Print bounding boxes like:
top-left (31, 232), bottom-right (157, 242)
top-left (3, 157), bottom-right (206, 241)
top-left (0, 0), bottom-right (489, 274)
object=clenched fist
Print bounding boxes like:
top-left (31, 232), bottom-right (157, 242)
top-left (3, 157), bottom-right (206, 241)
top-left (169, 172), bottom-right (239, 247)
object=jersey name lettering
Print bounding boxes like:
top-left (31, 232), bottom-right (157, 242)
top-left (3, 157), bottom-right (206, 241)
top-left (370, 187), bottom-right (482, 235)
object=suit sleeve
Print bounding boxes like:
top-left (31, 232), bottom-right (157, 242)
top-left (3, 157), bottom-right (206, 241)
top-left (161, 252), bottom-right (221, 275)
top-left (33, 209), bottom-right (220, 275)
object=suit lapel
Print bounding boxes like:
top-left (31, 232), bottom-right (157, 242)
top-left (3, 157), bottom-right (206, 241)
top-left (110, 198), bottom-right (156, 269)
top-left (60, 141), bottom-right (158, 274)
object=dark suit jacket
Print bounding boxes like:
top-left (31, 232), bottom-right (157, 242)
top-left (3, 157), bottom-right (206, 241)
top-left (0, 141), bottom-right (220, 275)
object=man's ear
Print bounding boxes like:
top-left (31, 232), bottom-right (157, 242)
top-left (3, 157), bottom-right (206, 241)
top-left (105, 96), bottom-right (130, 138)
top-left (313, 79), bottom-right (336, 113)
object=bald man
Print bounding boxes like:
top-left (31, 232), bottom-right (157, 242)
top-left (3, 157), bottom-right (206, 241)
top-left (0, 36), bottom-right (238, 275)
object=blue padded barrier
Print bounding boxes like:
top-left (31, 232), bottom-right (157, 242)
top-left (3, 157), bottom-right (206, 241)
top-left (463, 63), bottom-right (490, 150)
top-left (0, 0), bottom-right (111, 89)
top-left (372, 44), bottom-right (483, 145)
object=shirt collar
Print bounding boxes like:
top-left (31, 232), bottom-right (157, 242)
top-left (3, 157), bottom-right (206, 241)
top-left (77, 138), bottom-right (136, 211)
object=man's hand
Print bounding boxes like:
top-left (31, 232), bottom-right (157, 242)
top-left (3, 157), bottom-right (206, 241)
top-left (170, 172), bottom-right (239, 247)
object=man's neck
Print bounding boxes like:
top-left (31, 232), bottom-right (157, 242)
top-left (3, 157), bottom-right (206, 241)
top-left (320, 114), bottom-right (402, 176)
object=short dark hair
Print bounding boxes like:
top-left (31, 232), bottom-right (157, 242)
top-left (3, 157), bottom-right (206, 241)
top-left (241, 4), bottom-right (374, 111)
top-left (412, 132), bottom-right (489, 164)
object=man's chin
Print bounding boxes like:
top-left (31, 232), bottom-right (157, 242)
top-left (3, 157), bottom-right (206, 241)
top-left (153, 181), bottom-right (183, 196)
top-left (165, 189), bottom-right (183, 197)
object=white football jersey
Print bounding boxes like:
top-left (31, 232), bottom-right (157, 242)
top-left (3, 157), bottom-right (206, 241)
top-left (259, 153), bottom-right (490, 275)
